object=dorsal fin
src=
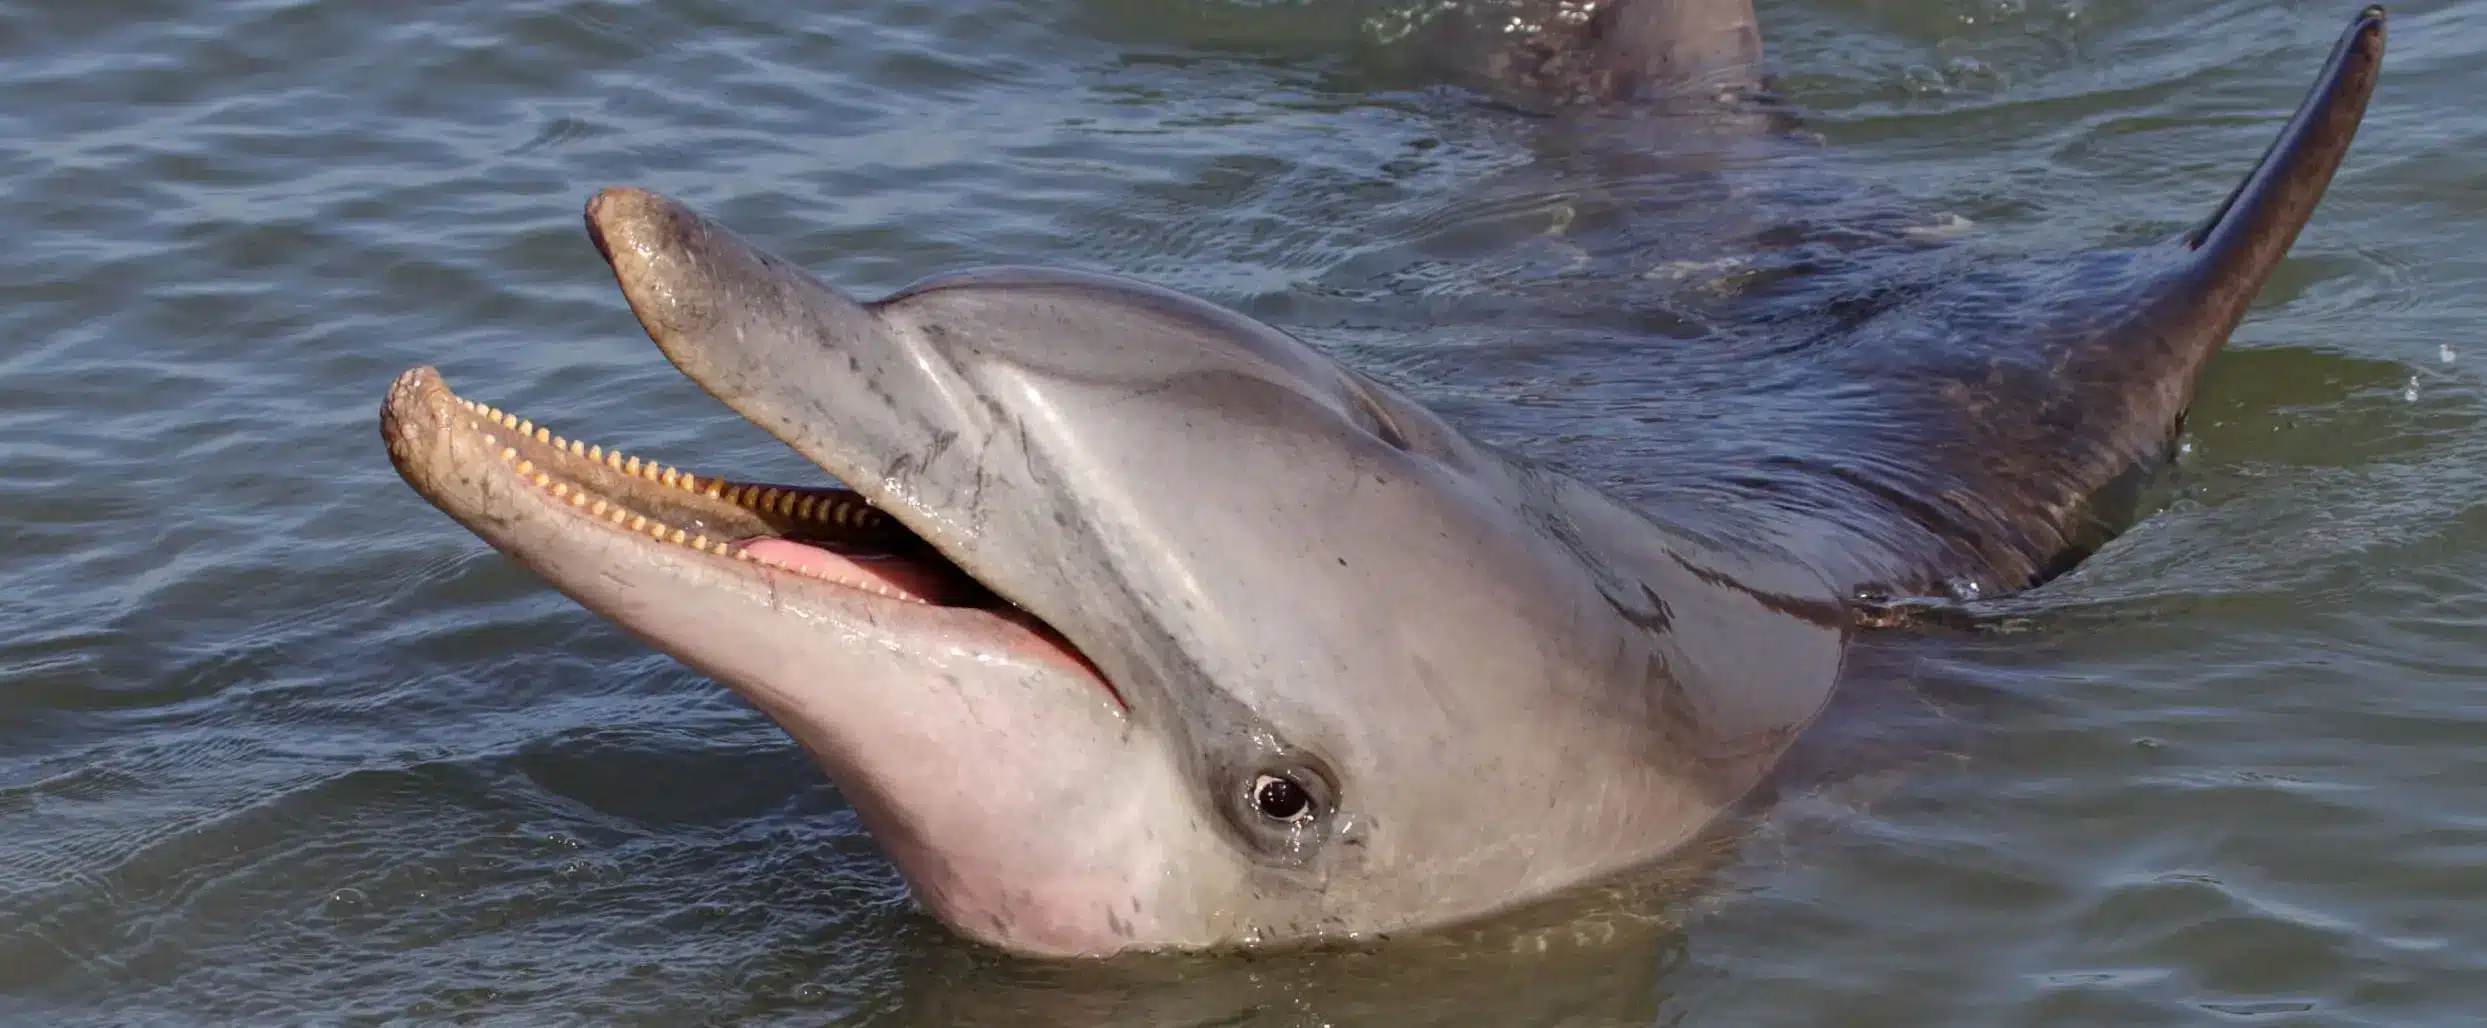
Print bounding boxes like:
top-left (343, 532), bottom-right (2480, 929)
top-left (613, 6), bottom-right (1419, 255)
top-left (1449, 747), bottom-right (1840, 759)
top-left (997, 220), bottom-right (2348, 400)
top-left (2177, 4), bottom-right (2387, 346)
top-left (1604, 6), bottom-right (2387, 604)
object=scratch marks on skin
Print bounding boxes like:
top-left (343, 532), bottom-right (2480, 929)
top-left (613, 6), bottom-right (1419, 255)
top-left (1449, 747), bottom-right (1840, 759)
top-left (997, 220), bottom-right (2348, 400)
top-left (946, 672), bottom-right (995, 738)
top-left (880, 450), bottom-right (920, 500)
top-left (922, 429), bottom-right (959, 468)
top-left (1015, 418), bottom-right (1039, 498)
top-left (919, 427), bottom-right (985, 531)
top-left (1596, 580), bottom-right (1674, 635)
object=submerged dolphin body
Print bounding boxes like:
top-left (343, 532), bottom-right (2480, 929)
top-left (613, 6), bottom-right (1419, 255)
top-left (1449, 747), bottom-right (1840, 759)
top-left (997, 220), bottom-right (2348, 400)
top-left (380, 4), bottom-right (2384, 957)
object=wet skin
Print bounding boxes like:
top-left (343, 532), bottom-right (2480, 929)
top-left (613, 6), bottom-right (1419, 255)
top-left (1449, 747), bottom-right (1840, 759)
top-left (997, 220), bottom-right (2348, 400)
top-left (380, 3), bottom-right (2385, 957)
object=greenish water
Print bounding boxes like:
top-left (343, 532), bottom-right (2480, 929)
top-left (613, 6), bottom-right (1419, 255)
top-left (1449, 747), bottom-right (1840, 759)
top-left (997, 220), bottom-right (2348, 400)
top-left (3, 0), bottom-right (2482, 1024)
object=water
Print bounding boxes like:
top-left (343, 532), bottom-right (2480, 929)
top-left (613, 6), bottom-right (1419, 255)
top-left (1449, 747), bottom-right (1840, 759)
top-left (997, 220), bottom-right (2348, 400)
top-left (3, 0), bottom-right (2482, 1023)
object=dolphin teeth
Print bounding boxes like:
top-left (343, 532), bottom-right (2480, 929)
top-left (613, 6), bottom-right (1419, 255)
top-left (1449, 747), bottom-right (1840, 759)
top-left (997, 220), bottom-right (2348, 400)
top-left (447, 390), bottom-right (911, 576)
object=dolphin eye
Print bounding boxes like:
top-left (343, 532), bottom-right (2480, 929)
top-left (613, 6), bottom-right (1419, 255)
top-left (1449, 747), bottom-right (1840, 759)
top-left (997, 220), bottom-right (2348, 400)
top-left (1251, 773), bottom-right (1314, 823)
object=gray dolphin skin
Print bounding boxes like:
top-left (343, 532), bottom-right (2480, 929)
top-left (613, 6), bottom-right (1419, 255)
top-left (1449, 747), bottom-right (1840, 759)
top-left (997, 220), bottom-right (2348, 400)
top-left (380, 4), bottom-right (2386, 957)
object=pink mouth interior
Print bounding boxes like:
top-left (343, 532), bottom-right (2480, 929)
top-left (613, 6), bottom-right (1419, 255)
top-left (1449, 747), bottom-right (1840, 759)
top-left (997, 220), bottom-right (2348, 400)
top-left (740, 536), bottom-right (1116, 703)
top-left (739, 538), bottom-right (954, 604)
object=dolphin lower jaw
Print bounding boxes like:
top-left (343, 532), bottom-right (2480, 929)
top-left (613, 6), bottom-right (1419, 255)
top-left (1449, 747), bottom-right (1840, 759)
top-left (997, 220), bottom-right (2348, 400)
top-left (379, 366), bottom-right (1228, 957)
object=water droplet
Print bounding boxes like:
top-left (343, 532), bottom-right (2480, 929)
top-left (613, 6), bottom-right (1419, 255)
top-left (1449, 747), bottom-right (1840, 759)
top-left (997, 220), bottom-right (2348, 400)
top-left (2404, 375), bottom-right (2421, 403)
top-left (328, 887), bottom-right (367, 908)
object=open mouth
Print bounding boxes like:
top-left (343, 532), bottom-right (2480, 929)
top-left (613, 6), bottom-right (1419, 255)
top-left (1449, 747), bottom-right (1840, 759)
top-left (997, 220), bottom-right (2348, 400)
top-left (381, 365), bottom-right (1111, 695)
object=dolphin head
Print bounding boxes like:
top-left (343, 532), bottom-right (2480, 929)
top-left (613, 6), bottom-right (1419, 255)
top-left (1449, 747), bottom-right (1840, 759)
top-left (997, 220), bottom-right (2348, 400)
top-left (382, 187), bottom-right (1846, 957)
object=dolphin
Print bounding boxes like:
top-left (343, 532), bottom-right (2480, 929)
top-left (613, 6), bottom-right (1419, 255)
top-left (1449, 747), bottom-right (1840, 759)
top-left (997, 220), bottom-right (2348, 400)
top-left (379, 4), bottom-right (2384, 957)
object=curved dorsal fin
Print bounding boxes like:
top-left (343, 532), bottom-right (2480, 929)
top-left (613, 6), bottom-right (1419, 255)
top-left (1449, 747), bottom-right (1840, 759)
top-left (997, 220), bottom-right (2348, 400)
top-left (2178, 5), bottom-right (2388, 347)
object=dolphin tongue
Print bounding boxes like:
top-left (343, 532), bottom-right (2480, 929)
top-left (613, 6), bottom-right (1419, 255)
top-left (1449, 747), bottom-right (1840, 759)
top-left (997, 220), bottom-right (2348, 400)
top-left (738, 537), bottom-right (1113, 698)
top-left (738, 538), bottom-right (959, 604)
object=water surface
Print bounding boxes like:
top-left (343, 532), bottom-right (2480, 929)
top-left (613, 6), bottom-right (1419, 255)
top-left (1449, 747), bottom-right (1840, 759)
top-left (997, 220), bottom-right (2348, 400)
top-left (2, 0), bottom-right (2483, 1024)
